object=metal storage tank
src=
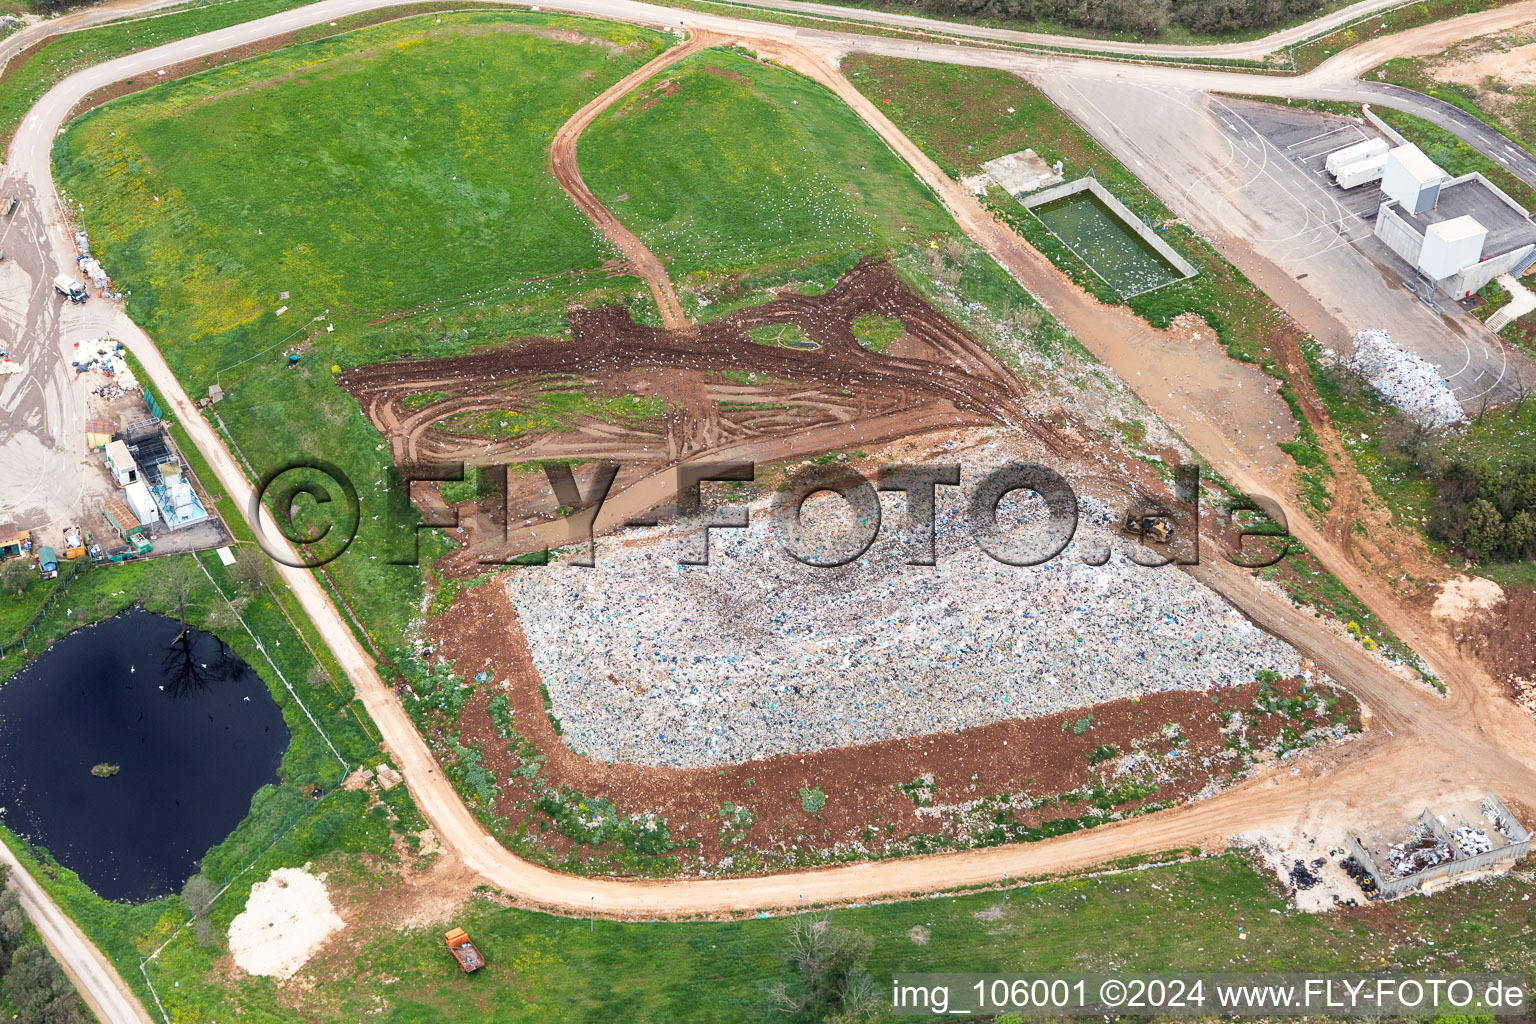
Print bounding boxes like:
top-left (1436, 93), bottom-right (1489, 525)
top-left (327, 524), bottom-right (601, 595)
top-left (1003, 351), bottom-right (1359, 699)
top-left (1382, 145), bottom-right (1445, 214)
top-left (1418, 216), bottom-right (1487, 280)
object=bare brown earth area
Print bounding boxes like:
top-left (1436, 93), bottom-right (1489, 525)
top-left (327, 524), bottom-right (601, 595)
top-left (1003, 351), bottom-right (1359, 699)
top-left (340, 260), bottom-right (1044, 564)
top-left (1459, 587), bottom-right (1536, 703)
top-left (427, 582), bottom-right (1360, 873)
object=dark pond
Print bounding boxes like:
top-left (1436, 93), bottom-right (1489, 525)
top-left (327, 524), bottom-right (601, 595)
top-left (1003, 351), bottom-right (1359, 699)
top-left (0, 609), bottom-right (288, 902)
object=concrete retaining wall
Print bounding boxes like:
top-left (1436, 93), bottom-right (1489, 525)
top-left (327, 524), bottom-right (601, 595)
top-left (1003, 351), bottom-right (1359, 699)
top-left (1449, 244), bottom-right (1535, 299)
top-left (1362, 105), bottom-right (1409, 148)
top-left (1022, 177), bottom-right (1198, 290)
top-left (1374, 202), bottom-right (1425, 268)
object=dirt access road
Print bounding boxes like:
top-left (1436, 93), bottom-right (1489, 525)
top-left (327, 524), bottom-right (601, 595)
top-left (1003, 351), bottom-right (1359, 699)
top-left (5, 1), bottom-right (1536, 1019)
top-left (9, 0), bottom-right (1535, 903)
top-left (0, 841), bottom-right (154, 1024)
top-left (549, 30), bottom-right (717, 330)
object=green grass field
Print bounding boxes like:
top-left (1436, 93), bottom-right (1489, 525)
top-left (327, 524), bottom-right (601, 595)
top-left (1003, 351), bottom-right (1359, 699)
top-left (0, 0), bottom-right (321, 147)
top-left (104, 847), bottom-right (1536, 1023)
top-left (582, 48), bottom-right (951, 293)
top-left (53, 11), bottom-right (671, 677)
top-left (55, 11), bottom-right (669, 380)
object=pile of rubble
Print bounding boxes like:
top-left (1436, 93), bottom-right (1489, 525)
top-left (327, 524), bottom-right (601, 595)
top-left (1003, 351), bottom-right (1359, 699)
top-left (73, 229), bottom-right (123, 302)
top-left (1387, 829), bottom-right (1452, 877)
top-left (1514, 677), bottom-right (1536, 719)
top-left (1343, 329), bottom-right (1465, 429)
top-left (506, 446), bottom-right (1311, 768)
top-left (1451, 826), bottom-right (1493, 857)
top-left (71, 338), bottom-right (138, 389)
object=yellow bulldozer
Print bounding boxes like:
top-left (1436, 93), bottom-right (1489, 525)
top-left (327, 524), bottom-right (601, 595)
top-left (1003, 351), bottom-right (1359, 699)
top-left (1123, 513), bottom-right (1173, 544)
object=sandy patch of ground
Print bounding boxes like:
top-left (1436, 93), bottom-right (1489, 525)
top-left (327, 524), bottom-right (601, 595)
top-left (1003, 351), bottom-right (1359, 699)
top-left (1164, 312), bottom-right (1217, 347)
top-left (1431, 575), bottom-right (1506, 623)
top-left (1436, 39), bottom-right (1536, 88)
top-left (1241, 832), bottom-right (1362, 913)
top-left (228, 868), bottom-right (345, 980)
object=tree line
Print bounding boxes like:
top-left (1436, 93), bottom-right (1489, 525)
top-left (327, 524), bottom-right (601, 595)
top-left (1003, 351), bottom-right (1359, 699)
top-left (896, 0), bottom-right (1324, 37)
top-left (1370, 413), bottom-right (1536, 565)
top-left (1426, 457), bottom-right (1536, 564)
top-left (0, 867), bottom-right (89, 1024)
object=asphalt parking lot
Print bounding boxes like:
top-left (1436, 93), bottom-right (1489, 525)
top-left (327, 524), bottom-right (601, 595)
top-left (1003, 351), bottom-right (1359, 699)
top-left (1034, 78), bottom-right (1535, 406)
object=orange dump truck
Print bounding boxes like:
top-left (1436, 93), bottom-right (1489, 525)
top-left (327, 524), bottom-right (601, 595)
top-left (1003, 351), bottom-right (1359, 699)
top-left (444, 928), bottom-right (485, 973)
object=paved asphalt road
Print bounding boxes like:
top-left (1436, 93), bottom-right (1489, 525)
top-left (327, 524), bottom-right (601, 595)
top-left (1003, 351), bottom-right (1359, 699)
top-left (678, 0), bottom-right (1412, 58)
top-left (1354, 80), bottom-right (1536, 187)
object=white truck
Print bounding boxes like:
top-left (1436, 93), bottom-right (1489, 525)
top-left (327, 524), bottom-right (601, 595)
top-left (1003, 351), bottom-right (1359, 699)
top-left (1335, 155), bottom-right (1389, 189)
top-left (53, 274), bottom-right (88, 303)
top-left (1325, 137), bottom-right (1388, 177)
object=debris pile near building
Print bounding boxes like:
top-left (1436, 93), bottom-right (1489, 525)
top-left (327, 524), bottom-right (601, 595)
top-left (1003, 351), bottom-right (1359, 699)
top-left (1451, 826), bottom-right (1493, 857)
top-left (71, 338), bottom-right (138, 390)
top-left (71, 228), bottom-right (124, 301)
top-left (1344, 329), bottom-right (1464, 429)
top-left (1387, 829), bottom-right (1451, 877)
top-left (1345, 792), bottom-right (1530, 900)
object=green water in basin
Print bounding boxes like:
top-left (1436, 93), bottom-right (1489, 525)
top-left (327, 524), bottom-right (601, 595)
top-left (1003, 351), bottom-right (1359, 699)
top-left (1032, 191), bottom-right (1184, 297)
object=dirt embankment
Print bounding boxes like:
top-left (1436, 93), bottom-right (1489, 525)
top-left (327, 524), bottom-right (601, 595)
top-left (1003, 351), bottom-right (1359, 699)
top-left (1455, 586), bottom-right (1536, 709)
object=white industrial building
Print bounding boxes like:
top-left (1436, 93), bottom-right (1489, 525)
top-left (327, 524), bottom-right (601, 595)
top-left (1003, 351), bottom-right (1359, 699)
top-left (123, 480), bottom-right (160, 527)
top-left (1364, 143), bottom-right (1536, 300)
top-left (104, 439), bottom-right (139, 486)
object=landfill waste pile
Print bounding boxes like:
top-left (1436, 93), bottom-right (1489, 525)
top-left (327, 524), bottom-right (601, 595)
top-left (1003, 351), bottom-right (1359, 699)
top-left (71, 338), bottom-right (138, 389)
top-left (1486, 799), bottom-right (1526, 841)
top-left (1343, 329), bottom-right (1465, 429)
top-left (1387, 829), bottom-right (1452, 877)
top-left (1451, 826), bottom-right (1493, 857)
top-left (506, 448), bottom-right (1309, 768)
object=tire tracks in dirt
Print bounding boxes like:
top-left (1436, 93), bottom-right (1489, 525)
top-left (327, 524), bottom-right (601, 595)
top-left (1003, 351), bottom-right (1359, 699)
top-left (3, 0), bottom-right (1533, 960)
top-left (549, 31), bottom-right (722, 331)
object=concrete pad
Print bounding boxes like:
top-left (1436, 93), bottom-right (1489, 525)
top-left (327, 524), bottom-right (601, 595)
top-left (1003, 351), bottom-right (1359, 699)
top-left (980, 148), bottom-right (1062, 196)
